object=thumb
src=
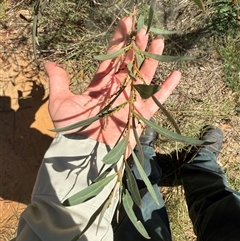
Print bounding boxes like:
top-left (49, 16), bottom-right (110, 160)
top-left (45, 62), bottom-right (72, 99)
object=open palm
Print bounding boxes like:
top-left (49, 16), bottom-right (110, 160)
top-left (45, 17), bottom-right (181, 146)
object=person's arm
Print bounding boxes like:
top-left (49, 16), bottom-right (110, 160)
top-left (17, 134), bottom-right (117, 241)
top-left (16, 17), bottom-right (181, 241)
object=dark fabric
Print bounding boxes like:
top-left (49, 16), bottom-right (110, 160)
top-left (181, 148), bottom-right (240, 241)
top-left (114, 146), bottom-right (240, 241)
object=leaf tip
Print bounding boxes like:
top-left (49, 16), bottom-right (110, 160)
top-left (48, 128), bottom-right (56, 132)
top-left (62, 199), bottom-right (70, 206)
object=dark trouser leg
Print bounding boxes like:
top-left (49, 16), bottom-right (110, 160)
top-left (114, 145), bottom-right (172, 241)
top-left (181, 148), bottom-right (240, 241)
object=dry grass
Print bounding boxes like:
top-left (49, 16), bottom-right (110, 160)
top-left (155, 57), bottom-right (239, 240)
top-left (0, 0), bottom-right (240, 240)
top-left (0, 200), bottom-right (25, 241)
top-left (152, 1), bottom-right (240, 240)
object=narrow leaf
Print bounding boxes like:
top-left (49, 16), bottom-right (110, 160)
top-left (192, 0), bottom-right (205, 11)
top-left (50, 103), bottom-right (124, 132)
top-left (139, 51), bottom-right (196, 62)
top-left (132, 117), bottom-right (144, 166)
top-left (136, 53), bottom-right (144, 68)
top-left (146, 0), bottom-right (156, 34)
top-left (134, 112), bottom-right (215, 145)
top-left (97, 198), bottom-right (111, 233)
top-left (50, 115), bottom-right (100, 132)
top-left (130, 147), bottom-right (159, 205)
top-left (152, 95), bottom-right (181, 134)
top-left (114, 3), bottom-right (130, 14)
top-left (63, 174), bottom-right (116, 206)
top-left (127, 61), bottom-right (137, 81)
top-left (94, 47), bottom-right (127, 61)
top-left (102, 136), bottom-right (128, 165)
top-left (115, 184), bottom-right (123, 224)
top-left (125, 162), bottom-right (142, 207)
top-left (70, 195), bottom-right (111, 241)
top-left (137, 15), bottom-right (145, 33)
top-left (150, 27), bottom-right (177, 35)
top-left (122, 8), bottom-right (130, 14)
top-left (35, 36), bottom-right (40, 46)
top-left (122, 188), bottom-right (150, 239)
top-left (134, 84), bottom-right (160, 99)
top-left (94, 163), bottom-right (116, 183)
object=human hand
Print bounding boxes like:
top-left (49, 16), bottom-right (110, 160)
top-left (45, 17), bottom-right (181, 147)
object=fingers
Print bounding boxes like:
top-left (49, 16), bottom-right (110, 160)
top-left (107, 17), bottom-right (132, 53)
top-left (94, 17), bottom-right (133, 78)
top-left (93, 18), bottom-right (150, 82)
top-left (135, 28), bottom-right (149, 50)
top-left (122, 27), bottom-right (149, 68)
top-left (45, 62), bottom-right (73, 100)
top-left (139, 38), bottom-right (164, 84)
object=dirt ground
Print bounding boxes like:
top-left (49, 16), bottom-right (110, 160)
top-left (0, 8), bottom-right (55, 239)
top-left (0, 2), bottom-right (240, 241)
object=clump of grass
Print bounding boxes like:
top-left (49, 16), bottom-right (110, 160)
top-left (163, 187), bottom-right (196, 241)
top-left (219, 39), bottom-right (240, 94)
top-left (209, 0), bottom-right (240, 38)
top-left (32, 0), bottom-right (132, 92)
top-left (206, 0), bottom-right (240, 94)
top-left (227, 162), bottom-right (240, 191)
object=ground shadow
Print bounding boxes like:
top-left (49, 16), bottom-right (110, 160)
top-left (156, 147), bottom-right (199, 187)
top-left (0, 83), bottom-right (93, 241)
top-left (0, 82), bottom-right (53, 204)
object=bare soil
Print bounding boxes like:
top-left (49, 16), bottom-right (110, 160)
top-left (0, 8), bottom-right (55, 239)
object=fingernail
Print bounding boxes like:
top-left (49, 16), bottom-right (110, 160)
top-left (156, 35), bottom-right (164, 40)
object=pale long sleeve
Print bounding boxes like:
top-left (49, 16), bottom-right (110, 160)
top-left (16, 134), bottom-right (119, 241)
